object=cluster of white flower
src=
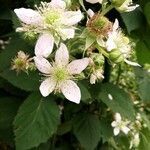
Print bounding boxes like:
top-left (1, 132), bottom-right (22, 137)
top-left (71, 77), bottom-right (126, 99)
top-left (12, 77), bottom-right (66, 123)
top-left (14, 0), bottom-right (139, 103)
top-left (111, 113), bottom-right (143, 149)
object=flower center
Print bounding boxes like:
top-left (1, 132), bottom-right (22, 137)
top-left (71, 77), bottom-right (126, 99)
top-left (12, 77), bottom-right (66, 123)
top-left (53, 67), bottom-right (69, 82)
top-left (43, 10), bottom-right (61, 25)
top-left (87, 14), bottom-right (112, 36)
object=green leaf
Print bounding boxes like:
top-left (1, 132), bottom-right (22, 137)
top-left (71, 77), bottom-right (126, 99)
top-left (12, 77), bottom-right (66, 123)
top-left (99, 119), bottom-right (113, 143)
top-left (135, 40), bottom-right (150, 65)
top-left (14, 93), bottom-right (60, 150)
top-left (0, 34), bottom-right (41, 91)
top-left (78, 81), bottom-right (92, 103)
top-left (0, 97), bottom-right (21, 144)
top-left (0, 34), bottom-right (32, 72)
top-left (139, 128), bottom-right (150, 150)
top-left (144, 2), bottom-right (150, 25)
top-left (134, 68), bottom-right (150, 102)
top-left (98, 83), bottom-right (135, 120)
top-left (73, 113), bottom-right (101, 150)
top-left (121, 8), bottom-right (144, 33)
top-left (0, 69), bottom-right (40, 91)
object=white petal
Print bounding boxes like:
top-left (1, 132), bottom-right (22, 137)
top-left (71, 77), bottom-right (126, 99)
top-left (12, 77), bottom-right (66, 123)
top-left (111, 121), bottom-right (117, 127)
top-left (113, 19), bottom-right (119, 31)
top-left (60, 80), bottom-right (81, 104)
top-left (126, 5), bottom-right (139, 12)
top-left (67, 58), bottom-right (89, 75)
top-left (115, 113), bottom-right (122, 122)
top-left (62, 10), bottom-right (83, 26)
top-left (124, 59), bottom-right (141, 67)
top-left (40, 78), bottom-right (56, 97)
top-left (106, 37), bottom-right (117, 51)
top-left (60, 28), bottom-right (75, 40)
top-left (114, 127), bottom-right (120, 136)
top-left (55, 43), bottom-right (69, 66)
top-left (87, 9), bottom-right (95, 18)
top-left (34, 56), bottom-right (52, 74)
top-left (86, 0), bottom-right (101, 4)
top-left (121, 126), bottom-right (130, 134)
top-left (35, 33), bottom-right (54, 58)
top-left (49, 0), bottom-right (66, 9)
top-left (14, 8), bottom-right (42, 25)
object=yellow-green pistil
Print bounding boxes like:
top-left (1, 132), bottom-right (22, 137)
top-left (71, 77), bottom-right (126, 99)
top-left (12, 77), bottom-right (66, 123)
top-left (53, 67), bottom-right (69, 82)
top-left (43, 10), bottom-right (61, 25)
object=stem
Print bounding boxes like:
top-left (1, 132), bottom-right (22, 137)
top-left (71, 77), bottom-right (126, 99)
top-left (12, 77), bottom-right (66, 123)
top-left (96, 44), bottom-right (109, 58)
top-left (116, 65), bottom-right (122, 84)
top-left (101, 5), bottom-right (114, 15)
top-left (102, 58), bottom-right (111, 83)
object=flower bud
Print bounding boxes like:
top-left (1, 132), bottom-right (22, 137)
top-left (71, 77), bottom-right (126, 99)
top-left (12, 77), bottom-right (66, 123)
top-left (112, 0), bottom-right (126, 7)
top-left (87, 14), bottom-right (112, 37)
top-left (11, 51), bottom-right (34, 73)
top-left (109, 49), bottom-right (124, 63)
top-left (91, 53), bottom-right (104, 67)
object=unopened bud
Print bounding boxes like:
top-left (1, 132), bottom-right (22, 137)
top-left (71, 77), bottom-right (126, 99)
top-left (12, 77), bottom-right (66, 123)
top-left (109, 49), bottom-right (124, 63)
top-left (91, 53), bottom-right (104, 67)
top-left (112, 0), bottom-right (126, 7)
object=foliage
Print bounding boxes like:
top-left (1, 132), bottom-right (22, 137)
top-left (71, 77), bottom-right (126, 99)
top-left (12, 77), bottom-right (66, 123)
top-left (0, 0), bottom-right (149, 150)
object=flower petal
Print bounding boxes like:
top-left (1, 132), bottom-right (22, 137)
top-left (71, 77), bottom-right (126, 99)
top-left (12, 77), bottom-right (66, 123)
top-left (106, 37), bottom-right (117, 51)
top-left (49, 0), bottom-right (66, 9)
top-left (87, 9), bottom-right (95, 18)
top-left (86, 0), bottom-right (101, 4)
top-left (14, 8), bottom-right (42, 25)
top-left (55, 43), bottom-right (69, 66)
top-left (113, 19), bottom-right (119, 31)
top-left (40, 77), bottom-right (56, 97)
top-left (62, 10), bottom-right (83, 26)
top-left (111, 121), bottom-right (117, 127)
top-left (67, 58), bottom-right (89, 75)
top-left (60, 28), bottom-right (75, 40)
top-left (60, 80), bottom-right (81, 104)
top-left (121, 126), bottom-right (130, 134)
top-left (115, 113), bottom-right (122, 122)
top-left (124, 59), bottom-right (141, 67)
top-left (34, 56), bottom-right (52, 74)
top-left (35, 33), bottom-right (54, 58)
top-left (114, 127), bottom-right (120, 136)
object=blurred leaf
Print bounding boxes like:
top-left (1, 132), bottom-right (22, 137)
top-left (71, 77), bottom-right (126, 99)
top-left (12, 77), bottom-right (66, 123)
top-left (99, 119), bottom-right (113, 143)
top-left (0, 97), bottom-right (21, 144)
top-left (121, 8), bottom-right (144, 33)
top-left (135, 37), bottom-right (150, 65)
top-left (98, 83), bottom-right (135, 120)
top-left (73, 113), bottom-right (101, 150)
top-left (134, 67), bottom-right (150, 102)
top-left (139, 128), bottom-right (150, 150)
top-left (144, 2), bottom-right (150, 25)
top-left (14, 93), bottom-right (60, 150)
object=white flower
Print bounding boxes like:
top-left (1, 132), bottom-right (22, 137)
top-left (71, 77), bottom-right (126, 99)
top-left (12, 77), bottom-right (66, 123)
top-left (34, 43), bottom-right (89, 104)
top-left (129, 133), bottom-right (140, 149)
top-left (111, 113), bottom-right (130, 136)
top-left (117, 0), bottom-right (139, 12)
top-left (14, 0), bottom-right (83, 58)
top-left (106, 19), bottom-right (140, 66)
top-left (86, 0), bottom-right (102, 4)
